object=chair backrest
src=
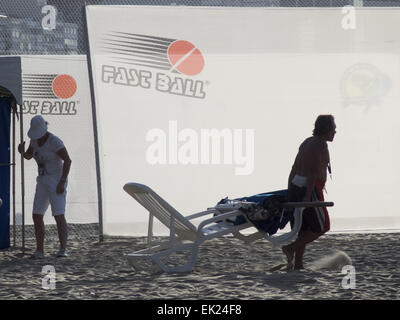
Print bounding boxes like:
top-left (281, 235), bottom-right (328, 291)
top-left (123, 183), bottom-right (197, 241)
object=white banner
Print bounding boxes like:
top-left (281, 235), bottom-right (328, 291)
top-left (86, 6), bottom-right (400, 235)
top-left (14, 55), bottom-right (98, 226)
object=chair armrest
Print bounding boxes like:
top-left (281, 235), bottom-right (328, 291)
top-left (186, 209), bottom-right (219, 220)
top-left (197, 210), bottom-right (246, 232)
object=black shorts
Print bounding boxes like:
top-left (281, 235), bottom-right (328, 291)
top-left (287, 183), bottom-right (327, 234)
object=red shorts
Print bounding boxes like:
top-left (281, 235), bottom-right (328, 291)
top-left (314, 179), bottom-right (330, 233)
top-left (288, 179), bottom-right (330, 233)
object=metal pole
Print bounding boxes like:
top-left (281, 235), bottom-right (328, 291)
top-left (12, 100), bottom-right (16, 248)
top-left (84, 5), bottom-right (104, 242)
top-left (19, 104), bottom-right (25, 254)
top-left (279, 201), bottom-right (334, 208)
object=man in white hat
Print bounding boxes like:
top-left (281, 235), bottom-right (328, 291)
top-left (18, 115), bottom-right (71, 258)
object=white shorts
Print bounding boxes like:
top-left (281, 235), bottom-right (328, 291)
top-left (33, 176), bottom-right (67, 216)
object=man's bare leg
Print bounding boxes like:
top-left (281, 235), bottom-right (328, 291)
top-left (33, 214), bottom-right (45, 253)
top-left (294, 244), bottom-right (306, 269)
top-left (282, 230), bottom-right (323, 269)
top-left (282, 245), bottom-right (294, 266)
top-left (54, 215), bottom-right (68, 250)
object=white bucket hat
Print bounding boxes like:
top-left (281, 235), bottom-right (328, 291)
top-left (28, 115), bottom-right (48, 139)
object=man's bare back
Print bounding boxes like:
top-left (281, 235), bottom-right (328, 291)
top-left (292, 136), bottom-right (330, 181)
top-left (288, 136), bottom-right (330, 202)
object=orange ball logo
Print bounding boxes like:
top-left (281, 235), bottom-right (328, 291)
top-left (167, 40), bottom-right (205, 76)
top-left (52, 74), bottom-right (77, 99)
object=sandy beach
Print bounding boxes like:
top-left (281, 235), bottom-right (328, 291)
top-left (0, 232), bottom-right (399, 300)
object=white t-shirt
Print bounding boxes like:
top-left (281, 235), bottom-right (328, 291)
top-left (30, 133), bottom-right (65, 180)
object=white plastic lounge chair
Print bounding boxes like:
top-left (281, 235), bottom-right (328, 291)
top-left (122, 183), bottom-right (333, 273)
top-left (123, 183), bottom-right (267, 272)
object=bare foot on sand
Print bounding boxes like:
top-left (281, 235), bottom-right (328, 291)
top-left (282, 245), bottom-right (294, 264)
top-left (285, 263), bottom-right (294, 271)
top-left (294, 264), bottom-right (305, 270)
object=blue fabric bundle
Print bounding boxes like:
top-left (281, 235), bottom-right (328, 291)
top-left (234, 189), bottom-right (292, 236)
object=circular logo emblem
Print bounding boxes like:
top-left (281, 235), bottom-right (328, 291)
top-left (340, 63), bottom-right (391, 107)
top-left (167, 40), bottom-right (205, 76)
top-left (52, 74), bottom-right (77, 99)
